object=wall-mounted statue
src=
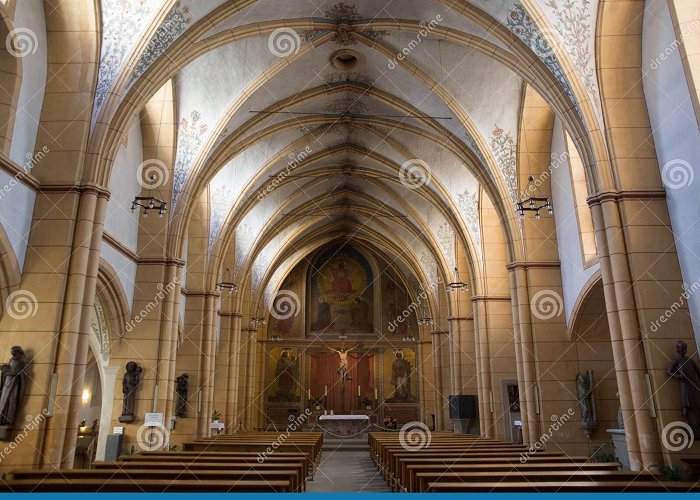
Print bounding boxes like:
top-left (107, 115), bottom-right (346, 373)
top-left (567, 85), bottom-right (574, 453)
top-left (0, 346), bottom-right (27, 440)
top-left (175, 373), bottom-right (189, 418)
top-left (271, 350), bottom-right (298, 402)
top-left (576, 370), bottom-right (597, 438)
top-left (118, 361), bottom-right (142, 423)
top-left (389, 351), bottom-right (415, 402)
top-left (667, 340), bottom-right (700, 433)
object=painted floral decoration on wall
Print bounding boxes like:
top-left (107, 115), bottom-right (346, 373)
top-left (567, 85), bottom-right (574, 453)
top-left (458, 189), bottom-right (482, 256)
top-left (95, 0), bottom-right (159, 115)
top-left (491, 126), bottom-right (518, 204)
top-left (173, 110), bottom-right (209, 209)
top-left (544, 0), bottom-right (595, 96)
top-left (437, 221), bottom-right (456, 269)
top-left (506, 3), bottom-right (577, 111)
top-left (130, 1), bottom-right (192, 85)
top-left (209, 185), bottom-right (234, 253)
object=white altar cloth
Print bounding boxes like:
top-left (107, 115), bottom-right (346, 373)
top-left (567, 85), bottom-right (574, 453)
top-left (319, 415), bottom-right (369, 421)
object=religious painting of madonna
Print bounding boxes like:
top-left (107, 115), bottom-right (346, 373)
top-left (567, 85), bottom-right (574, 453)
top-left (307, 246), bottom-right (374, 336)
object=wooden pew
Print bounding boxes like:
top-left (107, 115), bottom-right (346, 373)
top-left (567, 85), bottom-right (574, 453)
top-left (428, 481), bottom-right (700, 492)
top-left (414, 470), bottom-right (656, 493)
top-left (404, 461), bottom-right (620, 493)
top-left (127, 450), bottom-right (311, 479)
top-left (9, 468), bottom-right (304, 492)
top-left (0, 478), bottom-right (292, 492)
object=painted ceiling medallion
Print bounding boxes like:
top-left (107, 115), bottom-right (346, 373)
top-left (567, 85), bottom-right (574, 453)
top-left (324, 96), bottom-right (368, 116)
top-left (323, 71), bottom-right (374, 87)
top-left (304, 2), bottom-right (389, 46)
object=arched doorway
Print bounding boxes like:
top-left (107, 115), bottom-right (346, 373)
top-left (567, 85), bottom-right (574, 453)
top-left (88, 295), bottom-right (119, 462)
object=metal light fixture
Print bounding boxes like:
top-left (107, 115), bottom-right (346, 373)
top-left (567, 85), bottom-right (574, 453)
top-left (251, 305), bottom-right (266, 326)
top-left (418, 302), bottom-right (433, 326)
top-left (446, 267), bottom-right (468, 292)
top-left (131, 173), bottom-right (167, 218)
top-left (216, 268), bottom-right (238, 293)
top-left (516, 175), bottom-right (553, 219)
top-left (269, 335), bottom-right (282, 342)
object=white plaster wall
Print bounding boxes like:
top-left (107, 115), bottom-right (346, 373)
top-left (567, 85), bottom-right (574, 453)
top-left (643, 0), bottom-right (700, 339)
top-left (0, 170), bottom-right (35, 270)
top-left (550, 117), bottom-right (599, 322)
top-left (104, 117), bottom-right (143, 253)
top-left (9, 0), bottom-right (47, 165)
top-left (99, 240), bottom-right (136, 312)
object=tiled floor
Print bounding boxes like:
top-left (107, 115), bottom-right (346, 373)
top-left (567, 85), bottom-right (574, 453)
top-left (307, 450), bottom-right (390, 492)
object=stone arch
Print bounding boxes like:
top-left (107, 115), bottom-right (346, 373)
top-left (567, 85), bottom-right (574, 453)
top-left (0, 219), bottom-right (20, 309)
top-left (0, 11), bottom-right (22, 156)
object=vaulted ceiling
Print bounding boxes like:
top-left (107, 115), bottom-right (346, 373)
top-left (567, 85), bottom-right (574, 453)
top-left (95, 0), bottom-right (600, 303)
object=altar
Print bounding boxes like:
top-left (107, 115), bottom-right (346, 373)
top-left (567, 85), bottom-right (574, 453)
top-left (318, 414), bottom-right (369, 437)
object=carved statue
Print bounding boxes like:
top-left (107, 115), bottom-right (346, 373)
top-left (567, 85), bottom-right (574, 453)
top-left (0, 346), bottom-right (27, 439)
top-left (273, 350), bottom-right (298, 402)
top-left (331, 345), bottom-right (358, 378)
top-left (175, 373), bottom-right (189, 418)
top-left (667, 340), bottom-right (700, 432)
top-left (576, 370), bottom-right (597, 438)
top-left (390, 351), bottom-right (414, 402)
top-left (118, 361), bottom-right (142, 423)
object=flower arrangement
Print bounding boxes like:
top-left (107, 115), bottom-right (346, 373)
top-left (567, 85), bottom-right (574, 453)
top-left (384, 416), bottom-right (398, 429)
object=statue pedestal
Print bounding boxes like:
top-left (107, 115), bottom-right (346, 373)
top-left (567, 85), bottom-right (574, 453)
top-left (607, 428), bottom-right (629, 470)
top-left (118, 414), bottom-right (135, 424)
top-left (0, 425), bottom-right (11, 441)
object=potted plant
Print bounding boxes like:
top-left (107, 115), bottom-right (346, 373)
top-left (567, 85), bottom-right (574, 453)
top-left (211, 410), bottom-right (221, 423)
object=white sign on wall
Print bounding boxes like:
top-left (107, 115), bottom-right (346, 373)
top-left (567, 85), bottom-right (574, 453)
top-left (144, 412), bottom-right (164, 426)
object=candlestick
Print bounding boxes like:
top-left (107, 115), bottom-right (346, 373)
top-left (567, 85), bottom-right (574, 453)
top-left (308, 389), bottom-right (311, 399)
top-left (358, 385), bottom-right (361, 397)
top-left (324, 385), bottom-right (328, 396)
top-left (375, 388), bottom-right (378, 400)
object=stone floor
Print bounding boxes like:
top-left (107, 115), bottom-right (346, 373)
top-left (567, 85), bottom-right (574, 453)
top-left (307, 437), bottom-right (390, 492)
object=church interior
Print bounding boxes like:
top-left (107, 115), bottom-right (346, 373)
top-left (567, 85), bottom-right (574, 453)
top-left (0, 0), bottom-right (698, 493)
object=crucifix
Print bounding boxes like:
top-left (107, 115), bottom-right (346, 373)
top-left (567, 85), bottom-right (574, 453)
top-left (330, 336), bottom-right (360, 413)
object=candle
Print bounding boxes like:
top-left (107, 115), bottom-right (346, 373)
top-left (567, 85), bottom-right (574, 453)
top-left (358, 385), bottom-right (361, 397)
top-left (324, 385), bottom-right (328, 396)
top-left (375, 388), bottom-right (378, 400)
top-left (308, 389), bottom-right (311, 399)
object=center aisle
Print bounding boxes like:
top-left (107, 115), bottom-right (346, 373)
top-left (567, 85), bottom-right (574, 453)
top-left (307, 439), bottom-right (390, 492)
